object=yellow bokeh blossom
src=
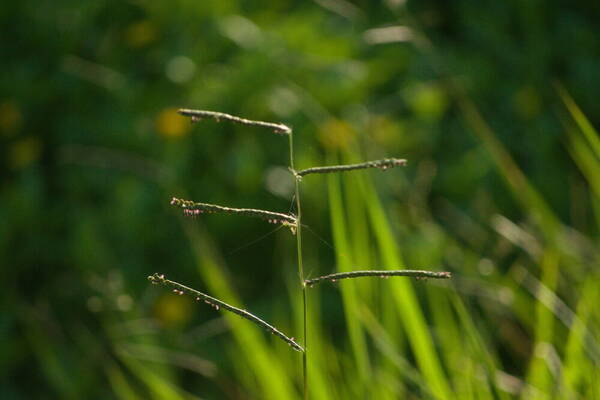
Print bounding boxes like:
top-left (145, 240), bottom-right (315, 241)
top-left (10, 137), bottom-right (41, 169)
top-left (155, 108), bottom-right (191, 139)
top-left (0, 101), bottom-right (22, 135)
top-left (153, 292), bottom-right (194, 328)
top-left (317, 119), bottom-right (355, 150)
top-left (125, 20), bottom-right (158, 48)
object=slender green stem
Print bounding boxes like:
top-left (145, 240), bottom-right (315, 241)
top-left (289, 132), bottom-right (308, 399)
top-left (148, 273), bottom-right (304, 352)
top-left (296, 158), bottom-right (407, 177)
top-left (304, 269), bottom-right (452, 287)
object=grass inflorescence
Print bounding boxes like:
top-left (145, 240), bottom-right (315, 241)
top-left (150, 108), bottom-right (452, 399)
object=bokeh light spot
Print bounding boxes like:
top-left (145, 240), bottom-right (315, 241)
top-left (10, 137), bottom-right (41, 169)
top-left (154, 292), bottom-right (193, 328)
top-left (405, 83), bottom-right (449, 121)
top-left (116, 295), bottom-right (133, 311)
top-left (156, 108), bottom-right (190, 139)
top-left (218, 15), bottom-right (262, 49)
top-left (125, 20), bottom-right (158, 48)
top-left (0, 101), bottom-right (22, 135)
top-left (166, 56), bottom-right (196, 84)
top-left (513, 86), bottom-right (541, 119)
top-left (317, 119), bottom-right (354, 149)
top-left (265, 166), bottom-right (295, 199)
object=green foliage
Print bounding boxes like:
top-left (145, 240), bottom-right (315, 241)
top-left (2, 1), bottom-right (599, 399)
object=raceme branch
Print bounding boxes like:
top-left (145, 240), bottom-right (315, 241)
top-left (178, 109), bottom-right (292, 135)
top-left (295, 158), bottom-right (407, 178)
top-left (148, 273), bottom-right (304, 352)
top-left (170, 197), bottom-right (298, 230)
top-left (304, 269), bottom-right (452, 287)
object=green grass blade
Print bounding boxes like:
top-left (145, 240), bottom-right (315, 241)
top-left (360, 176), bottom-right (452, 399)
top-left (120, 358), bottom-right (198, 400)
top-left (524, 250), bottom-right (560, 397)
top-left (106, 364), bottom-right (143, 400)
top-left (562, 278), bottom-right (600, 398)
top-left (554, 82), bottom-right (600, 159)
top-left (182, 222), bottom-right (298, 400)
top-left (456, 96), bottom-right (561, 241)
top-left (360, 305), bottom-right (444, 400)
top-left (427, 287), bottom-right (494, 400)
top-left (327, 169), bottom-right (372, 393)
top-left (452, 294), bottom-right (510, 400)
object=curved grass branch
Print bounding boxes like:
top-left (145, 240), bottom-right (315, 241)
top-left (295, 158), bottom-right (407, 177)
top-left (178, 109), bottom-right (291, 135)
top-left (304, 269), bottom-right (452, 287)
top-left (148, 273), bottom-right (304, 352)
top-left (170, 197), bottom-right (297, 230)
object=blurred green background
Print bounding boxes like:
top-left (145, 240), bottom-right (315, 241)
top-left (2, 1), bottom-right (599, 399)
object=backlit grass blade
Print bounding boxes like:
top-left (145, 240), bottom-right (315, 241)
top-left (106, 364), bottom-right (143, 400)
top-left (456, 95), bottom-right (561, 241)
top-left (327, 169), bottom-right (372, 393)
top-left (554, 82), bottom-right (600, 158)
top-left (360, 174), bottom-right (453, 399)
top-left (119, 357), bottom-right (198, 400)
top-left (562, 279), bottom-right (600, 397)
top-left (286, 277), bottom-right (337, 400)
top-left (181, 221), bottom-right (298, 399)
top-left (451, 294), bottom-right (509, 400)
top-left (524, 250), bottom-right (560, 396)
top-left (360, 305), bottom-right (445, 400)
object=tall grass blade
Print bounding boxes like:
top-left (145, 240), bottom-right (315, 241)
top-left (106, 365), bottom-right (143, 400)
top-left (327, 169), bottom-right (372, 393)
top-left (359, 305), bottom-right (444, 400)
top-left (360, 175), bottom-right (453, 399)
top-left (450, 295), bottom-right (509, 400)
top-left (562, 279), bottom-right (600, 398)
top-left (181, 221), bottom-right (298, 399)
top-left (554, 82), bottom-right (600, 158)
top-left (525, 250), bottom-right (560, 397)
top-left (120, 357), bottom-right (198, 400)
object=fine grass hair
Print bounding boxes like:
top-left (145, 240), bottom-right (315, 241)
top-left (149, 108), bottom-right (452, 399)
